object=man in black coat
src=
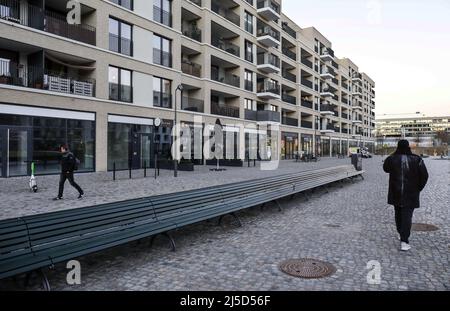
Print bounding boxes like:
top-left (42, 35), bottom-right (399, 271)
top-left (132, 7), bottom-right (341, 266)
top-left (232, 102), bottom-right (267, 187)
top-left (383, 140), bottom-right (428, 251)
top-left (53, 144), bottom-right (84, 200)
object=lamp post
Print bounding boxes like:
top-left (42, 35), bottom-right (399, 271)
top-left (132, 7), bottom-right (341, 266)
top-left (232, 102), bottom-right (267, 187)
top-left (174, 84), bottom-right (183, 177)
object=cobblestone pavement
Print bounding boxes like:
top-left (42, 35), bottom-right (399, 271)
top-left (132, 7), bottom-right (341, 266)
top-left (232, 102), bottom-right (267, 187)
top-left (0, 157), bottom-right (448, 291)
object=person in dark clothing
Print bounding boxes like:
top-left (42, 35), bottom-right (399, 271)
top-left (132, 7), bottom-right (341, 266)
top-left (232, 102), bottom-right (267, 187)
top-left (53, 144), bottom-right (84, 200)
top-left (383, 140), bottom-right (429, 251)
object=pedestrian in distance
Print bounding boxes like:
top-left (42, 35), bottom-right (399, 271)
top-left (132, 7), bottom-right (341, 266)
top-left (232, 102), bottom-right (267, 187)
top-left (383, 140), bottom-right (429, 251)
top-left (53, 144), bottom-right (84, 200)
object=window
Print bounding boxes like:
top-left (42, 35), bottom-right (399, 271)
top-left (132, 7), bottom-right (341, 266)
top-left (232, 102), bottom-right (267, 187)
top-left (153, 34), bottom-right (172, 67)
top-left (109, 66), bottom-right (132, 102)
top-left (244, 11), bottom-right (253, 34)
top-left (110, 0), bottom-right (133, 10)
top-left (153, 77), bottom-right (172, 108)
top-left (245, 70), bottom-right (253, 92)
top-left (109, 17), bottom-right (133, 56)
top-left (153, 0), bottom-right (172, 27)
top-left (0, 57), bottom-right (10, 76)
top-left (245, 99), bottom-right (256, 111)
top-left (245, 40), bottom-right (253, 63)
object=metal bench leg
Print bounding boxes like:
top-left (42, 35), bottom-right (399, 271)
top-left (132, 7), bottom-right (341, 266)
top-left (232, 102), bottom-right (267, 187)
top-left (150, 232), bottom-right (176, 252)
top-left (274, 200), bottom-right (283, 212)
top-left (39, 269), bottom-right (51, 291)
top-left (360, 175), bottom-right (365, 180)
top-left (324, 185), bottom-right (330, 194)
top-left (218, 212), bottom-right (242, 227)
top-left (304, 192), bottom-right (310, 201)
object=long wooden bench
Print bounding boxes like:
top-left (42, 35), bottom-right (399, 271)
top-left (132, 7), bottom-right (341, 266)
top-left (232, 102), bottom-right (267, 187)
top-left (0, 165), bottom-right (364, 290)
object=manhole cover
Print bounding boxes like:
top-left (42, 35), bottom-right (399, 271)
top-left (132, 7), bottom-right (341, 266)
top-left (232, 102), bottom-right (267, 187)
top-left (279, 258), bottom-right (336, 279)
top-left (412, 223), bottom-right (439, 232)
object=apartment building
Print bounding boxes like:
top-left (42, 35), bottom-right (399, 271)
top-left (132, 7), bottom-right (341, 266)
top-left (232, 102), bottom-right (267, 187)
top-left (0, 0), bottom-right (376, 177)
top-left (376, 115), bottom-right (450, 148)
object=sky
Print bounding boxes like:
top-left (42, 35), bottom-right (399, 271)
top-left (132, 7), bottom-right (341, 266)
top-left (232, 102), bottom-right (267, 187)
top-left (282, 0), bottom-right (450, 118)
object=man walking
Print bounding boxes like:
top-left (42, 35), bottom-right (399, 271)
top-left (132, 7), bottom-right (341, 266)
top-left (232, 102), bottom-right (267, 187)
top-left (53, 144), bottom-right (84, 200)
top-left (383, 140), bottom-right (428, 251)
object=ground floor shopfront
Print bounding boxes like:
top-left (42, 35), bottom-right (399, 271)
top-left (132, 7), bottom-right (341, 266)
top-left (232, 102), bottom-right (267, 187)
top-left (0, 103), bottom-right (375, 177)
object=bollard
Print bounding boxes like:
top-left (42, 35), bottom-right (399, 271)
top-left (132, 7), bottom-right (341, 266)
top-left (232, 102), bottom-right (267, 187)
top-left (113, 162), bottom-right (116, 181)
top-left (248, 158), bottom-right (250, 167)
top-left (144, 161), bottom-right (147, 178)
top-left (254, 159), bottom-right (256, 167)
top-left (129, 160), bottom-right (132, 179)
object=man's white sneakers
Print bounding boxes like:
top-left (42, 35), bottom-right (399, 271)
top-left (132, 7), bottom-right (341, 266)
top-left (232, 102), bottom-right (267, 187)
top-left (400, 242), bottom-right (411, 251)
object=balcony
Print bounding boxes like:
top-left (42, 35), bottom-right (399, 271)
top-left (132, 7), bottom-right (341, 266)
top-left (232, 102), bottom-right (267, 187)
top-left (320, 48), bottom-right (334, 62)
top-left (301, 78), bottom-right (313, 89)
top-left (257, 53), bottom-right (280, 73)
top-left (342, 112), bottom-right (349, 120)
top-left (257, 0), bottom-right (280, 21)
top-left (282, 48), bottom-right (296, 61)
top-left (182, 97), bottom-right (204, 113)
top-left (211, 102), bottom-right (240, 118)
top-left (256, 110), bottom-right (281, 122)
top-left (301, 100), bottom-right (313, 109)
top-left (320, 104), bottom-right (335, 116)
top-left (320, 124), bottom-right (335, 134)
top-left (0, 60), bottom-right (95, 97)
top-left (320, 90), bottom-right (334, 97)
top-left (182, 27), bottom-right (202, 42)
top-left (211, 37), bottom-right (240, 57)
top-left (0, 0), bottom-right (96, 45)
top-left (211, 67), bottom-right (240, 88)
top-left (282, 116), bottom-right (298, 127)
top-left (257, 26), bottom-right (280, 47)
top-left (352, 103), bottom-right (363, 111)
top-left (301, 58), bottom-right (313, 69)
top-left (282, 70), bottom-right (296, 83)
top-left (181, 60), bottom-right (202, 78)
top-left (257, 80), bottom-right (280, 100)
top-left (352, 73), bottom-right (363, 82)
top-left (341, 98), bottom-right (348, 105)
top-left (189, 0), bottom-right (202, 6)
top-left (282, 22), bottom-right (297, 39)
top-left (353, 90), bottom-right (363, 96)
top-left (282, 93), bottom-right (296, 105)
top-left (320, 70), bottom-right (334, 80)
top-left (301, 120), bottom-right (313, 129)
top-left (352, 118), bottom-right (363, 124)
top-left (211, 1), bottom-right (240, 26)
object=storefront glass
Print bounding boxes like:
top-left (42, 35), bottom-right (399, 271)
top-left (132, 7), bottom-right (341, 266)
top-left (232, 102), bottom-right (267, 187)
top-left (321, 137), bottom-right (330, 157)
top-left (301, 134), bottom-right (313, 155)
top-left (281, 132), bottom-right (298, 160)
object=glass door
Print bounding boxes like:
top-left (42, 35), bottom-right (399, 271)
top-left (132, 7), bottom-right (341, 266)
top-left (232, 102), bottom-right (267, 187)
top-left (0, 128), bottom-right (31, 177)
top-left (140, 133), bottom-right (152, 168)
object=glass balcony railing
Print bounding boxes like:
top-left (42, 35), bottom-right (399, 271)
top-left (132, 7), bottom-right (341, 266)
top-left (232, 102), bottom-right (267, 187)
top-left (181, 60), bottom-right (202, 78)
top-left (211, 37), bottom-right (240, 57)
top-left (182, 97), bottom-right (204, 113)
top-left (211, 102), bottom-right (240, 118)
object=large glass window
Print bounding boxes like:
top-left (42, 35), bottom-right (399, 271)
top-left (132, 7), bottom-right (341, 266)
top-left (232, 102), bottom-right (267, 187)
top-left (153, 76), bottom-right (172, 108)
top-left (244, 11), bottom-right (253, 34)
top-left (245, 70), bottom-right (253, 92)
top-left (110, 0), bottom-right (133, 10)
top-left (153, 0), bottom-right (172, 27)
top-left (153, 34), bottom-right (172, 67)
top-left (245, 40), bottom-right (253, 63)
top-left (109, 66), bottom-right (132, 102)
top-left (109, 17), bottom-right (133, 56)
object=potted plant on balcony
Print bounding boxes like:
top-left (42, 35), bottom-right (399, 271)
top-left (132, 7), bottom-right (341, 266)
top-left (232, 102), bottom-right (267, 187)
top-left (0, 74), bottom-right (10, 84)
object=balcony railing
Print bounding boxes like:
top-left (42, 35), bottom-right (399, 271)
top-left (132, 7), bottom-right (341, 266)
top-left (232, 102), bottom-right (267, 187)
top-left (182, 27), bottom-right (202, 42)
top-left (211, 68), bottom-right (240, 88)
top-left (110, 83), bottom-right (132, 102)
top-left (282, 23), bottom-right (297, 39)
top-left (301, 100), bottom-right (313, 109)
top-left (256, 110), bottom-right (280, 122)
top-left (153, 5), bottom-right (172, 27)
top-left (189, 0), bottom-right (202, 6)
top-left (342, 113), bottom-right (348, 119)
top-left (0, 0), bottom-right (96, 45)
top-left (282, 93), bottom-right (296, 105)
top-left (109, 33), bottom-right (133, 56)
top-left (301, 58), bottom-right (313, 69)
top-left (341, 98), bottom-right (348, 105)
top-left (301, 120), bottom-right (313, 129)
top-left (181, 60), bottom-right (202, 78)
top-left (153, 91), bottom-right (172, 108)
top-left (182, 97), bottom-right (204, 113)
top-left (282, 48), bottom-right (296, 61)
top-left (320, 104), bottom-right (335, 112)
top-left (153, 48), bottom-right (172, 67)
top-left (282, 117), bottom-right (298, 127)
top-left (211, 102), bottom-right (240, 118)
top-left (211, 37), bottom-right (240, 57)
top-left (0, 60), bottom-right (95, 97)
top-left (257, 0), bottom-right (280, 14)
top-left (282, 71), bottom-right (296, 83)
top-left (257, 26), bottom-right (280, 41)
top-left (211, 2), bottom-right (240, 26)
top-left (257, 53), bottom-right (280, 68)
top-left (257, 80), bottom-right (280, 95)
top-left (301, 78), bottom-right (313, 89)
top-left (342, 82), bottom-right (349, 90)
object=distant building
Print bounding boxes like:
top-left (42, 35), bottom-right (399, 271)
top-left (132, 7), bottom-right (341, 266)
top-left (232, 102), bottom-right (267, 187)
top-left (375, 116), bottom-right (450, 148)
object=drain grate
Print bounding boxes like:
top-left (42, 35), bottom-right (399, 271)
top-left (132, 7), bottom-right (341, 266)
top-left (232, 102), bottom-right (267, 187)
top-left (324, 224), bottom-right (341, 228)
top-left (412, 223), bottom-right (439, 232)
top-left (279, 258), bottom-right (336, 279)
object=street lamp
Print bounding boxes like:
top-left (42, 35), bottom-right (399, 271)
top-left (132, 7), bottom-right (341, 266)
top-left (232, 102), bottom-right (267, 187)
top-left (174, 84), bottom-right (183, 177)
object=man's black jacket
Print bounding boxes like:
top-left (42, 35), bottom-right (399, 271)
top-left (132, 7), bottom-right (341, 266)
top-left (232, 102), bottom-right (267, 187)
top-left (383, 152), bottom-right (429, 208)
top-left (61, 152), bottom-right (76, 173)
